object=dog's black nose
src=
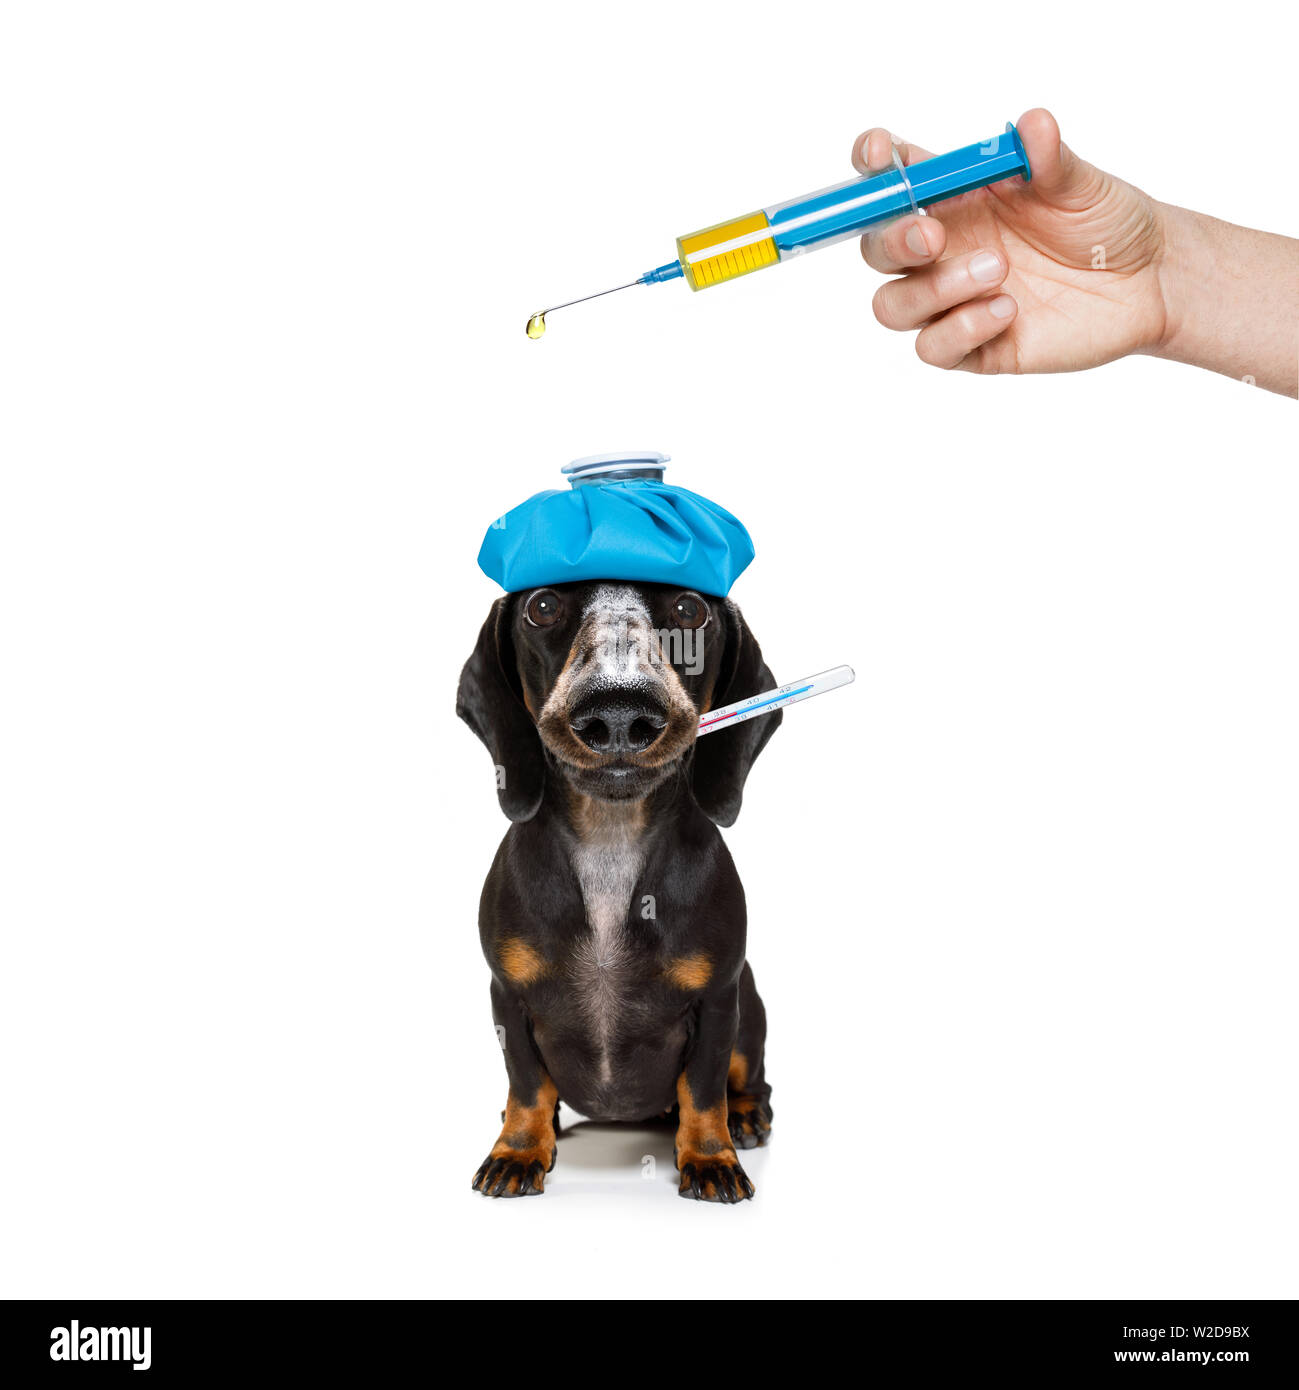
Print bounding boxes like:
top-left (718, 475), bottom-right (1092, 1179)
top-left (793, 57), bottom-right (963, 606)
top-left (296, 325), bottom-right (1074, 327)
top-left (569, 697), bottom-right (668, 755)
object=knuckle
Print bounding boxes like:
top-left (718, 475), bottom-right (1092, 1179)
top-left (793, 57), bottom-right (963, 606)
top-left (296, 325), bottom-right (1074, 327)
top-left (938, 261), bottom-right (976, 300)
top-left (915, 332), bottom-right (956, 370)
top-left (872, 283), bottom-right (906, 330)
top-left (861, 232), bottom-right (889, 271)
top-left (886, 220), bottom-right (914, 263)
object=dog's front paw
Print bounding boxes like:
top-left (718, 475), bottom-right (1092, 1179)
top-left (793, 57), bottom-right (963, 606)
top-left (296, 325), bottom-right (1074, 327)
top-left (677, 1153), bottom-right (754, 1203)
top-left (727, 1094), bottom-right (773, 1150)
top-left (471, 1143), bottom-right (554, 1198)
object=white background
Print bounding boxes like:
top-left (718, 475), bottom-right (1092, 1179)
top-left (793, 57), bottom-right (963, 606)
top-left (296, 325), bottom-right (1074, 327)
top-left (2, 1), bottom-right (1296, 1300)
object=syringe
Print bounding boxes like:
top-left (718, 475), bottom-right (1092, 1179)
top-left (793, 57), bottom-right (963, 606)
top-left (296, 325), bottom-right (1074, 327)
top-left (696, 665), bottom-right (855, 738)
top-left (526, 123), bottom-right (1030, 337)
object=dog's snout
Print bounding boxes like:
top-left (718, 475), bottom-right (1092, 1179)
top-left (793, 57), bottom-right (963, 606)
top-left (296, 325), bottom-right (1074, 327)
top-left (569, 696), bottom-right (668, 756)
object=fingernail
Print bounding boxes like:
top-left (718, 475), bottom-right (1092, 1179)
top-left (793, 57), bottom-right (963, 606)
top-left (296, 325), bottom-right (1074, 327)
top-left (988, 294), bottom-right (1016, 319)
top-left (905, 224), bottom-right (927, 256)
top-left (970, 252), bottom-right (1002, 282)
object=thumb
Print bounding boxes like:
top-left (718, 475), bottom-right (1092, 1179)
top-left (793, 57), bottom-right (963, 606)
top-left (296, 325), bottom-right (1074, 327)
top-left (1016, 107), bottom-right (1090, 197)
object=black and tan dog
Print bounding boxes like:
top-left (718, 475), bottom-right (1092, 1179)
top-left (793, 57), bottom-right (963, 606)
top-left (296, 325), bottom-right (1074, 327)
top-left (457, 580), bottom-right (780, 1201)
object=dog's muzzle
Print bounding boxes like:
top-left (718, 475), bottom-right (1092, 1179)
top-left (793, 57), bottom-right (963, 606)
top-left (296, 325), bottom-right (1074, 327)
top-left (568, 687), bottom-right (670, 757)
top-left (534, 589), bottom-right (700, 797)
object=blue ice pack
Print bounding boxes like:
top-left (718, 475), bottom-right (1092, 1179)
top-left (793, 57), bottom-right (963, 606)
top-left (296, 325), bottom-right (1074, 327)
top-left (477, 453), bottom-right (755, 597)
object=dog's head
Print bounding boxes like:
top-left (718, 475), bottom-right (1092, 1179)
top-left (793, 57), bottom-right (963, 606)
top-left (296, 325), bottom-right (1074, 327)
top-left (457, 581), bottom-right (780, 826)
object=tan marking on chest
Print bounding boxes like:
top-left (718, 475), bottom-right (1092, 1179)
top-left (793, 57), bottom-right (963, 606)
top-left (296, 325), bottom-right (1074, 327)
top-left (665, 954), bottom-right (713, 991)
top-left (498, 937), bottom-right (546, 986)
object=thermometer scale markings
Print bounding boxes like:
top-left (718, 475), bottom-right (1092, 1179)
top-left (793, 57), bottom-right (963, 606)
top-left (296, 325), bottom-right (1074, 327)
top-left (695, 665), bottom-right (854, 738)
top-left (698, 684), bottom-right (813, 732)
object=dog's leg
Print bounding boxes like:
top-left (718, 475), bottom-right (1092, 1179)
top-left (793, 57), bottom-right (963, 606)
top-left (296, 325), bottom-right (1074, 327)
top-left (675, 988), bottom-right (755, 1203)
top-left (727, 960), bottom-right (773, 1151)
top-left (472, 983), bottom-right (558, 1198)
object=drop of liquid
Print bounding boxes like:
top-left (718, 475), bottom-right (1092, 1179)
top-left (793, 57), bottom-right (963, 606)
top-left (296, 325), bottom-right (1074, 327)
top-left (525, 313), bottom-right (546, 339)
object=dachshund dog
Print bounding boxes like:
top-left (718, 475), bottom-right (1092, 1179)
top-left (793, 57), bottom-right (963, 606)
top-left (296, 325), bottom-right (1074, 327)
top-left (457, 580), bottom-right (780, 1201)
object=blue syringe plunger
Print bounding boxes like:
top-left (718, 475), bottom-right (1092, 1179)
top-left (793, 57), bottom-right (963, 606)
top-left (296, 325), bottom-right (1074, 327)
top-left (902, 122), bottom-right (1031, 209)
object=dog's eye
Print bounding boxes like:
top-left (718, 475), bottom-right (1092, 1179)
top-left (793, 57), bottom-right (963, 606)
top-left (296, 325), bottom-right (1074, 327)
top-left (671, 592), bottom-right (710, 630)
top-left (524, 589), bottom-right (563, 628)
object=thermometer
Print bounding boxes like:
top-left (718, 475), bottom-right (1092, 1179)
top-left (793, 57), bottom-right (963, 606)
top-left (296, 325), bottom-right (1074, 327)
top-left (696, 665), bottom-right (855, 738)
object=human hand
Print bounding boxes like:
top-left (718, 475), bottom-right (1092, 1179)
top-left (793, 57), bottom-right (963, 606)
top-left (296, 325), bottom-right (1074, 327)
top-left (856, 108), bottom-right (1170, 375)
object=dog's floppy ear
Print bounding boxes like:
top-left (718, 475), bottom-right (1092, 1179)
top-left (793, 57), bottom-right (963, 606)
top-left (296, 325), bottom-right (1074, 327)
top-left (457, 597), bottom-right (545, 823)
top-left (691, 599), bottom-right (781, 828)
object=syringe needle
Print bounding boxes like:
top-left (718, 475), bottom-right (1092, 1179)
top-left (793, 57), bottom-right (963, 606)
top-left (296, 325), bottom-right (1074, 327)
top-left (525, 278), bottom-right (644, 338)
top-left (539, 279), bottom-right (644, 316)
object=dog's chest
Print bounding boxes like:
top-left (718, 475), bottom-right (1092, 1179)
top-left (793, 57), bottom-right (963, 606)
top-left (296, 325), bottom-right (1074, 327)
top-left (567, 822), bottom-right (646, 1082)
top-left (572, 839), bottom-right (641, 955)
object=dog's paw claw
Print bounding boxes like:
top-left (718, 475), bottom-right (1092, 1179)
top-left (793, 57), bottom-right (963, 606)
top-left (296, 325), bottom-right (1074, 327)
top-left (727, 1097), bottom-right (773, 1151)
top-left (677, 1157), bottom-right (754, 1203)
top-left (471, 1152), bottom-right (550, 1198)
